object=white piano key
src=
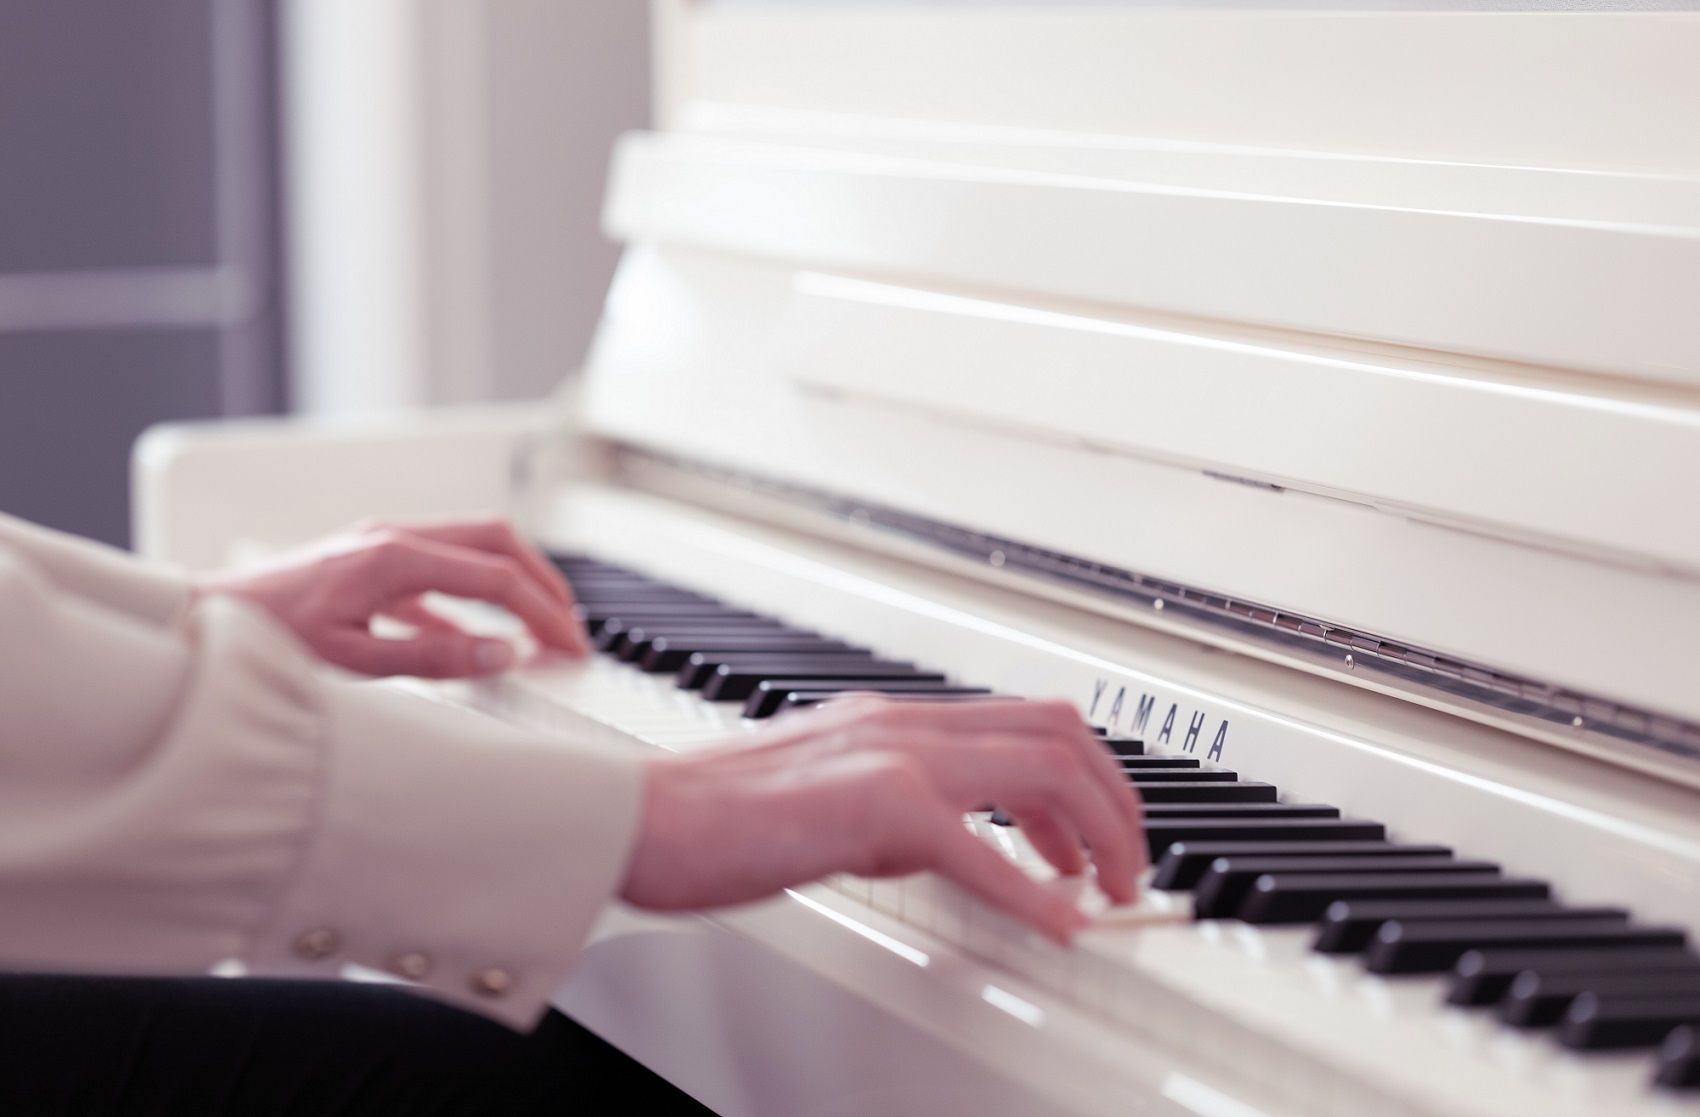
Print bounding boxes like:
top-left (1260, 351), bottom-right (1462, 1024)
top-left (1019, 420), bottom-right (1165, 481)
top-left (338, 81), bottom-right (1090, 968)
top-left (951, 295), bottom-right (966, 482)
top-left (865, 877), bottom-right (903, 920)
top-left (454, 534), bottom-right (1700, 1117)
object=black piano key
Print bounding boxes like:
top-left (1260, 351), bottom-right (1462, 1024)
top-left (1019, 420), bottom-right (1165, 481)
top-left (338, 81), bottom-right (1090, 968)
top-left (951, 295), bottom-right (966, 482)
top-left (641, 636), bottom-right (862, 672)
top-left (1128, 781), bottom-right (1278, 803)
top-left (599, 617), bottom-right (796, 640)
top-left (1118, 757), bottom-right (1204, 770)
top-left (741, 678), bottom-right (978, 716)
top-left (552, 556), bottom-right (650, 571)
top-left (1313, 899), bottom-right (1620, 954)
top-left (1500, 971), bottom-right (1700, 1029)
top-left (1447, 947), bottom-right (1700, 1006)
top-left (1153, 841), bottom-right (1453, 891)
top-left (593, 614), bottom-right (774, 646)
top-left (1143, 819), bottom-right (1386, 859)
top-left (758, 686), bottom-right (994, 719)
top-left (1142, 803), bottom-right (1342, 820)
top-left (618, 625), bottom-right (802, 663)
top-left (1560, 995), bottom-right (1700, 1051)
top-left (605, 622), bottom-right (802, 656)
top-left (552, 565), bottom-right (644, 581)
top-left (554, 554), bottom-right (635, 571)
top-left (1193, 857), bottom-right (1490, 921)
top-left (582, 597), bottom-right (717, 616)
top-left (1366, 919), bottom-right (1684, 975)
top-left (570, 582), bottom-right (711, 599)
top-left (583, 602), bottom-right (761, 623)
top-left (1237, 874), bottom-right (1546, 926)
top-left (566, 575), bottom-right (671, 586)
top-left (676, 652), bottom-right (883, 689)
top-left (1657, 1026), bottom-right (1700, 1090)
top-left (554, 565), bottom-right (639, 578)
top-left (594, 608), bottom-right (772, 622)
top-left (583, 595), bottom-right (702, 611)
top-left (586, 610), bottom-right (770, 638)
top-left (702, 665), bottom-right (944, 702)
top-left (1100, 737), bottom-right (1144, 758)
top-left (1117, 768), bottom-right (1240, 783)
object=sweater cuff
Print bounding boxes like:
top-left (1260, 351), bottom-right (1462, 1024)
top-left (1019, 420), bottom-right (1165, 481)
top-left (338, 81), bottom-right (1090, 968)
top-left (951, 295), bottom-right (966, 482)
top-left (244, 677), bottom-right (645, 1029)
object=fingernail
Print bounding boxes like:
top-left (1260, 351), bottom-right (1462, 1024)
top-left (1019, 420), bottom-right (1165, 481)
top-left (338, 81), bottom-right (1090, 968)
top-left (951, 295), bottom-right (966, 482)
top-left (474, 641), bottom-right (515, 672)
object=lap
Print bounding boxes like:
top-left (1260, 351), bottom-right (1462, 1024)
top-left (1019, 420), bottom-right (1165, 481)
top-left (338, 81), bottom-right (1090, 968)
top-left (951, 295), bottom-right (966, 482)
top-left (0, 973), bottom-right (713, 1116)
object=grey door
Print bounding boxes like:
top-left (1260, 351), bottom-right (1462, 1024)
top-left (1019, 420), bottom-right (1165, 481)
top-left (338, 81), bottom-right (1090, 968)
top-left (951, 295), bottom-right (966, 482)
top-left (0, 0), bottom-right (285, 547)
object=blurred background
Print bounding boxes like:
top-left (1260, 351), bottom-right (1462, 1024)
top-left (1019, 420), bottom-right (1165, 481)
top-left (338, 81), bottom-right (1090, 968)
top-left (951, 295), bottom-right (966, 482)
top-left (0, 0), bottom-right (649, 547)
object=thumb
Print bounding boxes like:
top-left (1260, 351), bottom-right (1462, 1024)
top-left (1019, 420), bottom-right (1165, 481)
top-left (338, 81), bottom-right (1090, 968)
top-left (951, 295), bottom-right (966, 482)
top-left (323, 630), bottom-right (517, 679)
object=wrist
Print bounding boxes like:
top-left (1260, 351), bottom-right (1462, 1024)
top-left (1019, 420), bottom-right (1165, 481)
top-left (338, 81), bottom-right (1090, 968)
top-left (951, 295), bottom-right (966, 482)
top-left (186, 570), bottom-right (240, 608)
top-left (618, 755), bottom-right (689, 909)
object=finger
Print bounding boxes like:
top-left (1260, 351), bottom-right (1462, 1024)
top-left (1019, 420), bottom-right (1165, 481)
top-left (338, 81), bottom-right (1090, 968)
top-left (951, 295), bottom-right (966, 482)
top-left (1064, 721), bottom-right (1150, 878)
top-left (930, 821), bottom-right (1086, 946)
top-left (949, 699), bottom-right (1149, 885)
top-left (319, 629), bottom-right (517, 679)
top-left (358, 536), bottom-right (589, 656)
top-left (1007, 809), bottom-right (1087, 878)
top-left (817, 700), bottom-right (1145, 899)
top-left (1006, 742), bottom-right (1142, 905)
top-left (379, 596), bottom-right (463, 634)
top-left (1060, 770), bottom-right (1144, 905)
top-left (387, 517), bottom-right (576, 606)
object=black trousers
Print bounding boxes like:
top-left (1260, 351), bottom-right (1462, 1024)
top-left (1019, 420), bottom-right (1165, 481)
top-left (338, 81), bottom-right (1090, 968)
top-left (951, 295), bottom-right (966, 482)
top-left (0, 974), bottom-right (715, 1116)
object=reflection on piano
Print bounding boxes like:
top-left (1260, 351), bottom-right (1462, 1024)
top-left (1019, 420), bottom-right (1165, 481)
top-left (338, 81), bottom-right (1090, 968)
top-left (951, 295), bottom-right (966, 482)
top-left (138, 3), bottom-right (1700, 1114)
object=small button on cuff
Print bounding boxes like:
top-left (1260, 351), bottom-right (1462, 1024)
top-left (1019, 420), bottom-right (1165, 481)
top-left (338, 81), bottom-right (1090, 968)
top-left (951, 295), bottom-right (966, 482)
top-left (293, 928), bottom-right (340, 961)
top-left (390, 952), bottom-right (433, 980)
top-left (472, 967), bottom-right (514, 998)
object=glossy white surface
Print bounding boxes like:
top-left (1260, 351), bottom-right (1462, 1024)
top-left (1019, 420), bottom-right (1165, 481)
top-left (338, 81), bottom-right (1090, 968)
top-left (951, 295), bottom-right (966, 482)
top-left (606, 129), bottom-right (1700, 385)
top-left (131, 404), bottom-right (556, 570)
top-left (134, 5), bottom-right (1700, 1111)
top-left (132, 371), bottom-right (1700, 1117)
top-left (532, 484), bottom-right (1700, 942)
top-left (658, 6), bottom-right (1700, 175)
top-left (783, 273), bottom-right (1700, 574)
top-left (588, 3), bottom-right (1700, 739)
top-left (584, 244), bottom-right (1700, 729)
top-left (425, 482), bottom-right (1700, 1117)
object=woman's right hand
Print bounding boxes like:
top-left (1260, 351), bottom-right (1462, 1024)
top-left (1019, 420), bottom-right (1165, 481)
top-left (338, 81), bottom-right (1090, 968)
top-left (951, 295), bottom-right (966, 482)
top-left (618, 696), bottom-right (1147, 944)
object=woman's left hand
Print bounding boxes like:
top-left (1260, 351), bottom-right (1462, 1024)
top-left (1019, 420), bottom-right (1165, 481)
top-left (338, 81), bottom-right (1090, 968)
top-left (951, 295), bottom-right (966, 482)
top-left (194, 516), bottom-right (590, 677)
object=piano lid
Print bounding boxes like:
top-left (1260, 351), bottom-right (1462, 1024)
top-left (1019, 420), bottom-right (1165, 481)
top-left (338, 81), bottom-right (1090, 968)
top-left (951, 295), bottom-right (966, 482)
top-left (575, 5), bottom-right (1700, 761)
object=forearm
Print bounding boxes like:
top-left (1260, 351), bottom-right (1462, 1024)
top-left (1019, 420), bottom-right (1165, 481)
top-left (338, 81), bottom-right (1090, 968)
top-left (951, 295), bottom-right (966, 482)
top-left (0, 548), bottom-right (642, 1029)
top-left (248, 674), bottom-right (643, 1025)
top-left (0, 512), bottom-right (189, 627)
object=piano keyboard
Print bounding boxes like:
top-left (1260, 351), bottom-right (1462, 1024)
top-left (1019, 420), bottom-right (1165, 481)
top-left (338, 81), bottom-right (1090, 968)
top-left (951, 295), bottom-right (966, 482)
top-left (506, 549), bottom-right (1697, 1110)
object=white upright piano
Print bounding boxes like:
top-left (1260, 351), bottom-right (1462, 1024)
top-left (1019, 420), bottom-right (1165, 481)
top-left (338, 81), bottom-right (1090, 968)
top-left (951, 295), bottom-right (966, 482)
top-left (138, 3), bottom-right (1700, 1114)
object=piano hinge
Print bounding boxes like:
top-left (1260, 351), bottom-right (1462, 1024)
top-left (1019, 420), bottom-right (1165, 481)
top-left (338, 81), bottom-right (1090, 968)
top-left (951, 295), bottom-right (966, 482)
top-left (618, 447), bottom-right (1700, 772)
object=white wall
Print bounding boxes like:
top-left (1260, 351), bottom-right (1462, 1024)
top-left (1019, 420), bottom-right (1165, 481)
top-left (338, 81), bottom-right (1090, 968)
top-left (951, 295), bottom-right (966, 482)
top-left (282, 0), bottom-right (649, 414)
top-left (481, 0), bottom-right (652, 402)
